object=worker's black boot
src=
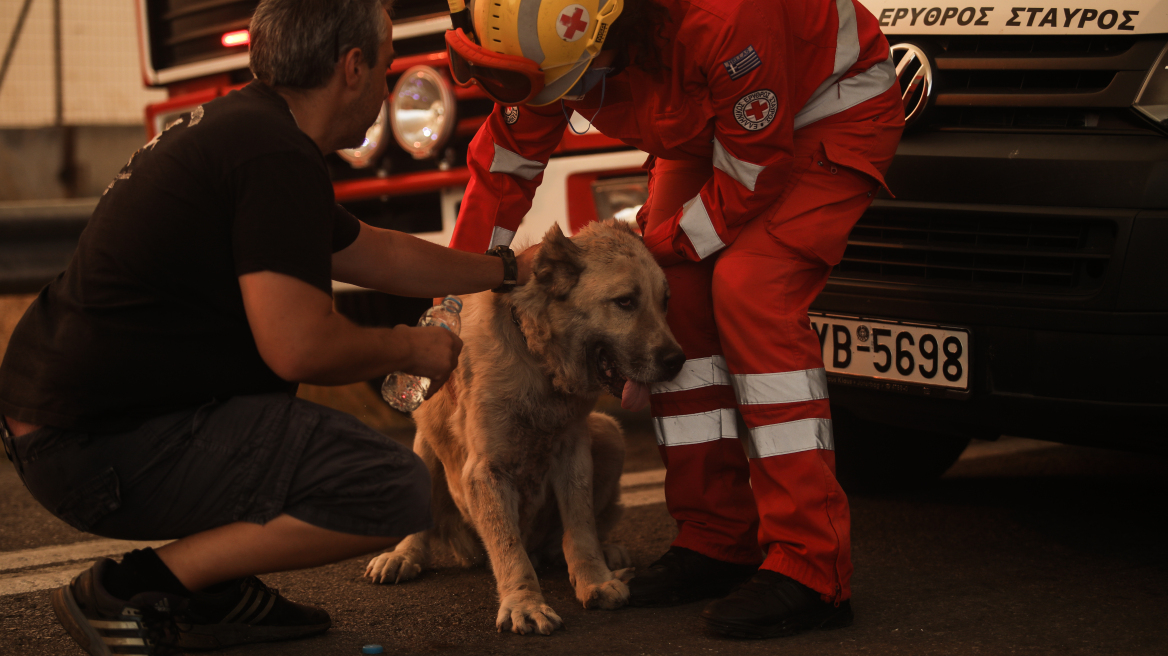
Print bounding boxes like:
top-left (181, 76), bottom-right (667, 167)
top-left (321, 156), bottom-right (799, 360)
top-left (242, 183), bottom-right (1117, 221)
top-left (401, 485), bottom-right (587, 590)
top-left (701, 569), bottom-right (853, 639)
top-left (627, 546), bottom-right (757, 607)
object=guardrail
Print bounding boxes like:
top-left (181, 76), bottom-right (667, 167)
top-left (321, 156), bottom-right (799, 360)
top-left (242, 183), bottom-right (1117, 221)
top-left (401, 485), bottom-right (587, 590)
top-left (0, 198), bottom-right (96, 294)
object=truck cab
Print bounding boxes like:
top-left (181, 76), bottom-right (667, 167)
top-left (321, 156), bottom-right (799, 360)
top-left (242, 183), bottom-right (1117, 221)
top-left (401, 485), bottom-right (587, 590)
top-left (135, 0), bottom-right (1168, 487)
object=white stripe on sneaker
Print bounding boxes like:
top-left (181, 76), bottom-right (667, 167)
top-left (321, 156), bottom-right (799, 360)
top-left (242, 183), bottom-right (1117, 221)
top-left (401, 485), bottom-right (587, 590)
top-left (248, 594), bottom-right (277, 624)
top-left (235, 588), bottom-right (268, 624)
top-left (103, 636), bottom-right (147, 646)
top-left (222, 587), bottom-right (255, 624)
top-left (89, 619), bottom-right (141, 630)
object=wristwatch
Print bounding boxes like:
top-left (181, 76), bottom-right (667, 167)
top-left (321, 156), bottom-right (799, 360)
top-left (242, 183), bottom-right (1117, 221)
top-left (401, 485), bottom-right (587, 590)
top-left (486, 245), bottom-right (518, 293)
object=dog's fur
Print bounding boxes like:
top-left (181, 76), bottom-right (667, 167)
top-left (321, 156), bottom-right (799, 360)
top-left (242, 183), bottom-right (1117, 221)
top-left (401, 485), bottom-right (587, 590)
top-left (365, 220), bottom-right (685, 634)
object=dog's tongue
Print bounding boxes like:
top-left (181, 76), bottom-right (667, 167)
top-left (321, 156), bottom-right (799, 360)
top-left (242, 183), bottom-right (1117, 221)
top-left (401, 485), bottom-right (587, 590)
top-left (621, 380), bottom-right (651, 412)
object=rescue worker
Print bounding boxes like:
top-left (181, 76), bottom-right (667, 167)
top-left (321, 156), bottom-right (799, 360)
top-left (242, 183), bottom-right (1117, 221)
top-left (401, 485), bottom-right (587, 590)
top-left (442, 0), bottom-right (905, 637)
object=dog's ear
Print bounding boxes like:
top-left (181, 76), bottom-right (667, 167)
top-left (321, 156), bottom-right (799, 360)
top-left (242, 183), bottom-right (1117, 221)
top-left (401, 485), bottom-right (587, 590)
top-left (534, 224), bottom-right (584, 299)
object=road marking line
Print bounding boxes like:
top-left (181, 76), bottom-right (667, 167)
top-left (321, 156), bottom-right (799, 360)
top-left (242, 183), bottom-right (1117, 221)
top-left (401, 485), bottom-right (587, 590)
top-left (0, 562), bottom-right (93, 596)
top-left (960, 438), bottom-right (1059, 460)
top-left (622, 487), bottom-right (666, 508)
top-left (620, 468), bottom-right (665, 488)
top-left (0, 539), bottom-right (171, 573)
top-left (0, 472), bottom-right (671, 596)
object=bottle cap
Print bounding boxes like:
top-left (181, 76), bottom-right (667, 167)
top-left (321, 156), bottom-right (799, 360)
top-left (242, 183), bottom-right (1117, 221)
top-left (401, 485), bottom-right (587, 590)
top-left (361, 645), bottom-right (385, 654)
top-left (443, 295), bottom-right (463, 311)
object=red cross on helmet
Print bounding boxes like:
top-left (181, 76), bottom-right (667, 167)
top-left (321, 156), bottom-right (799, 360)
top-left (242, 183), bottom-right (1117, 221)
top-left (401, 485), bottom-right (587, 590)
top-left (445, 0), bottom-right (623, 106)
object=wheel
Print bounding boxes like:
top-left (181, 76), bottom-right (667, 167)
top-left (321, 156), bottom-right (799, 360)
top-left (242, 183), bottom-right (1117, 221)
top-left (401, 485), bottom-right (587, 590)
top-left (831, 409), bottom-right (971, 493)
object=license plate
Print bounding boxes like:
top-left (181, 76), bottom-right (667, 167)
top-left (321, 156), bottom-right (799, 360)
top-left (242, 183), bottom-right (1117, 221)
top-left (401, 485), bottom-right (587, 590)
top-left (809, 313), bottom-right (971, 393)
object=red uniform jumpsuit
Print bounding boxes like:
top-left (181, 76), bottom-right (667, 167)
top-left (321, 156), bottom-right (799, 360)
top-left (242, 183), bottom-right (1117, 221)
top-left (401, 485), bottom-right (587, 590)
top-left (450, 0), bottom-right (905, 602)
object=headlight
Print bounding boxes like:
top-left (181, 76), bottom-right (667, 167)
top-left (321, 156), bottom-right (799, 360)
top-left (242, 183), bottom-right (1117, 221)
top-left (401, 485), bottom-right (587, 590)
top-left (1133, 43), bottom-right (1168, 132)
top-left (391, 66), bottom-right (456, 160)
top-left (338, 101), bottom-right (389, 168)
top-left (592, 176), bottom-right (648, 224)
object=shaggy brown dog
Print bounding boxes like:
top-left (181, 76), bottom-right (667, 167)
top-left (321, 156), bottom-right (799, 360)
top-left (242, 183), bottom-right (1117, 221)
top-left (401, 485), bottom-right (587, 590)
top-left (364, 220), bottom-right (685, 635)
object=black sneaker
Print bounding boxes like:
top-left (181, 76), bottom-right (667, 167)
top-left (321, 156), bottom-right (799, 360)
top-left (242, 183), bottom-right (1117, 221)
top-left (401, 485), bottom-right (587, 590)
top-left (174, 576), bottom-right (331, 650)
top-left (700, 569), bottom-right (854, 639)
top-left (627, 546), bottom-right (758, 607)
top-left (51, 558), bottom-right (185, 656)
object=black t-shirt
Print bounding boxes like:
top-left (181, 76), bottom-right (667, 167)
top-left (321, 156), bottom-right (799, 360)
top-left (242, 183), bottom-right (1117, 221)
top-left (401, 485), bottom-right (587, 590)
top-left (0, 82), bottom-right (361, 432)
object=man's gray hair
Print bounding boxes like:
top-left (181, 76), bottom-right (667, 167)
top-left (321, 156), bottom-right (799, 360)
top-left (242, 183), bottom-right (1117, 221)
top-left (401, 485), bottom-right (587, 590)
top-left (249, 0), bottom-right (392, 89)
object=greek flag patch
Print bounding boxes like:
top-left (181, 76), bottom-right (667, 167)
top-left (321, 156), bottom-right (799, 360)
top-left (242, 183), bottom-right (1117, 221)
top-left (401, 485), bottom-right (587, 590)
top-left (723, 45), bottom-right (761, 81)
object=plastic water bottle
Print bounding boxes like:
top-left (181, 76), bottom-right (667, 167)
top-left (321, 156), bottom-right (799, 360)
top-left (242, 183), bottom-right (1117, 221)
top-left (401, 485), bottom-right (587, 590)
top-left (381, 296), bottom-right (463, 412)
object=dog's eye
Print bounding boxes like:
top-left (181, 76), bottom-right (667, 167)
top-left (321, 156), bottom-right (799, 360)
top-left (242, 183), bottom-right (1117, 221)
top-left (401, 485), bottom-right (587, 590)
top-left (615, 297), bottom-right (636, 310)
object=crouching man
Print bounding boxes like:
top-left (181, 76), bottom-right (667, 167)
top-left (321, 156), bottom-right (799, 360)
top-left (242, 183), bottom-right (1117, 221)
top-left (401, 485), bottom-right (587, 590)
top-left (0, 1), bottom-right (527, 654)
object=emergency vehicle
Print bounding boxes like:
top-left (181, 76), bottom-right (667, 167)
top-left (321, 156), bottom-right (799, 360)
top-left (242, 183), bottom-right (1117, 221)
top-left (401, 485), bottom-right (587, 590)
top-left (135, 0), bottom-right (1168, 488)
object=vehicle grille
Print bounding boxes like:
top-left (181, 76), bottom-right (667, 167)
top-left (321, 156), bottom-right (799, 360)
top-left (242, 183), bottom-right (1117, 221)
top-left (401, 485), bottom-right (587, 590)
top-left (832, 206), bottom-right (1116, 292)
top-left (146, 0), bottom-right (448, 73)
top-left (899, 35), bottom-right (1167, 133)
top-left (392, 0), bottom-right (451, 21)
top-left (147, 0), bottom-right (257, 71)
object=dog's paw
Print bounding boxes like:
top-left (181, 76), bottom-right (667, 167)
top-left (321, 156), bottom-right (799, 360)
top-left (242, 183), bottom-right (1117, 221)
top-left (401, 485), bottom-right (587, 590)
top-left (496, 591), bottom-right (563, 635)
top-left (364, 551), bottom-right (423, 584)
top-left (601, 543), bottom-right (631, 570)
top-left (576, 576), bottom-right (630, 610)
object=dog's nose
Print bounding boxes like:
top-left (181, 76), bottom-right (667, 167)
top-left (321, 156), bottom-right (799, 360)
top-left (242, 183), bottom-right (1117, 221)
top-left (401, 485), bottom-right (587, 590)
top-left (658, 348), bottom-right (686, 380)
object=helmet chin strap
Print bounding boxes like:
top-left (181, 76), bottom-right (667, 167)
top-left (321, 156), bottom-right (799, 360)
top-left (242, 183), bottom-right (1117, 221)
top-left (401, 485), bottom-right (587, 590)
top-left (447, 0), bottom-right (475, 38)
top-left (561, 73), bottom-right (607, 135)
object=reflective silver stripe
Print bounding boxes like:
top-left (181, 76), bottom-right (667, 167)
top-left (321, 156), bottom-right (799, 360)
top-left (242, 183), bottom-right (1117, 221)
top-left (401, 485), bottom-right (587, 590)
top-left (793, 56), bottom-right (896, 130)
top-left (743, 418), bottom-right (834, 458)
top-left (731, 368), bottom-right (829, 406)
top-left (678, 194), bottom-right (726, 259)
top-left (653, 408), bottom-right (739, 447)
top-left (651, 355), bottom-right (730, 394)
top-left (793, 0), bottom-right (896, 129)
top-left (489, 144), bottom-right (546, 180)
top-left (802, 0), bottom-right (859, 109)
top-left (712, 138), bottom-right (765, 192)
top-left (489, 226), bottom-right (516, 249)
top-left (517, 0), bottom-right (544, 64)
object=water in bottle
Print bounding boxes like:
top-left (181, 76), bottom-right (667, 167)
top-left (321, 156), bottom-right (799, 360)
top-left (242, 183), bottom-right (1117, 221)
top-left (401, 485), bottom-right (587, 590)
top-left (381, 296), bottom-right (463, 412)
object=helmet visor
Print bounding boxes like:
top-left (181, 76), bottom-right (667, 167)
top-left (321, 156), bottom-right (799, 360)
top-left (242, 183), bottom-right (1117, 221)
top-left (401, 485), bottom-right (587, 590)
top-left (445, 29), bottom-right (545, 105)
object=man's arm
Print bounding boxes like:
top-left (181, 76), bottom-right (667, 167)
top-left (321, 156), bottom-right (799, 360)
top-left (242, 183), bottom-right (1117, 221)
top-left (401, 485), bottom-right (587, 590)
top-left (331, 221), bottom-right (534, 296)
top-left (239, 270), bottom-right (461, 386)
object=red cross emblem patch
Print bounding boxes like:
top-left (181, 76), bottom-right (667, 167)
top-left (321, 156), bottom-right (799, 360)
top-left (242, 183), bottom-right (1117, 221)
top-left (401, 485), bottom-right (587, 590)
top-left (556, 4), bottom-right (590, 42)
top-left (733, 90), bottom-right (778, 131)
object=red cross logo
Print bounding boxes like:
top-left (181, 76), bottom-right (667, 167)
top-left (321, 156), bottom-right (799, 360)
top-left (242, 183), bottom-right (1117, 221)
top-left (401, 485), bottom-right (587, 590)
top-left (735, 90), bottom-right (777, 130)
top-left (560, 7), bottom-right (588, 39)
top-left (745, 100), bottom-right (770, 122)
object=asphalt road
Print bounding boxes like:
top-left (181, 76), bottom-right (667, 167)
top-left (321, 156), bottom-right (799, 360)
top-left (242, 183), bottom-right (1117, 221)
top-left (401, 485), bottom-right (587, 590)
top-left (2, 388), bottom-right (1166, 656)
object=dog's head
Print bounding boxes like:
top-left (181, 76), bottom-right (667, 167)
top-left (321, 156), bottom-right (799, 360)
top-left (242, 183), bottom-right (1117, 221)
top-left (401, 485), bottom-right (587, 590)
top-left (511, 220), bottom-right (685, 397)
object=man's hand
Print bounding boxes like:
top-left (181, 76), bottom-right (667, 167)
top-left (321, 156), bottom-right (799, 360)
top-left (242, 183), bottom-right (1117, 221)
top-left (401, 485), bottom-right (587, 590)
top-left (396, 324), bottom-right (463, 397)
top-left (239, 270), bottom-right (448, 386)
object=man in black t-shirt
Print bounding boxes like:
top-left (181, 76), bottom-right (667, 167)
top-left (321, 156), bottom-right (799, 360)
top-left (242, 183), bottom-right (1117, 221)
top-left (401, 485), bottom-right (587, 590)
top-left (0, 1), bottom-right (528, 654)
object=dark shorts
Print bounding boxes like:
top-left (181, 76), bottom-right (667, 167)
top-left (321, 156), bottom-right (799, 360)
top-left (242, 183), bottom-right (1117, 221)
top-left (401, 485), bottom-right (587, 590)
top-left (3, 394), bottom-right (432, 540)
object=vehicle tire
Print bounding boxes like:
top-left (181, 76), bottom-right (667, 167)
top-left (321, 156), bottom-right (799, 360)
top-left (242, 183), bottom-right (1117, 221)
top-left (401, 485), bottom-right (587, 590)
top-left (831, 409), bottom-right (971, 493)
